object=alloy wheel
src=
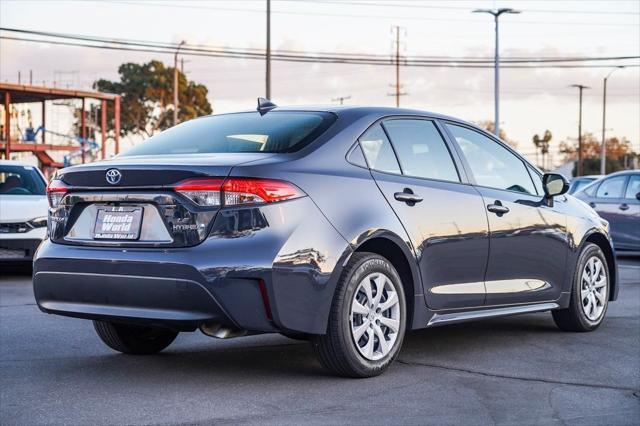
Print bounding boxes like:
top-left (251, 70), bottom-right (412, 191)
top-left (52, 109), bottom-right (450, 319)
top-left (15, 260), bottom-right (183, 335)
top-left (580, 256), bottom-right (608, 321)
top-left (349, 272), bottom-right (401, 361)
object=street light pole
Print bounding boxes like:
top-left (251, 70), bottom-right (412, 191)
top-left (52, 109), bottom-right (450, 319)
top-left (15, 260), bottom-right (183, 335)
top-left (266, 0), bottom-right (271, 99)
top-left (600, 66), bottom-right (624, 175)
top-left (570, 84), bottom-right (590, 177)
top-left (173, 40), bottom-right (186, 126)
top-left (472, 8), bottom-right (520, 138)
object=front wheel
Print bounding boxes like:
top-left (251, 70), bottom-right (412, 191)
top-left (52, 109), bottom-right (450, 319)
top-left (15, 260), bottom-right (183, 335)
top-left (552, 243), bottom-right (610, 332)
top-left (312, 252), bottom-right (406, 378)
top-left (93, 321), bottom-right (178, 355)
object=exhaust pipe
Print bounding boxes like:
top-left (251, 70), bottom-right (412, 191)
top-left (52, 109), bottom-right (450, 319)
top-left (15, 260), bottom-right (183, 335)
top-left (200, 322), bottom-right (247, 339)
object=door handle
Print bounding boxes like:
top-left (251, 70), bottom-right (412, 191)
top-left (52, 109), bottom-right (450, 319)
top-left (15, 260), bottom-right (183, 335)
top-left (589, 202), bottom-right (596, 208)
top-left (487, 201), bottom-right (510, 215)
top-left (619, 203), bottom-right (629, 211)
top-left (394, 188), bottom-right (423, 205)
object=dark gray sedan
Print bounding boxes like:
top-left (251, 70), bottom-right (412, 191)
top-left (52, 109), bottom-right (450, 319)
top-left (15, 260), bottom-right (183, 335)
top-left (33, 103), bottom-right (618, 377)
top-left (575, 170), bottom-right (640, 252)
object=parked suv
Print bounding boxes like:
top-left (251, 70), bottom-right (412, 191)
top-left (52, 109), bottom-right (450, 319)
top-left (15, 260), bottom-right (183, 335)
top-left (34, 103), bottom-right (617, 377)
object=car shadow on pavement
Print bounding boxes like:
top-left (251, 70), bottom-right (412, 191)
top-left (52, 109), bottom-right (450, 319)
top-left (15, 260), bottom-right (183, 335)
top-left (56, 313), bottom-right (562, 381)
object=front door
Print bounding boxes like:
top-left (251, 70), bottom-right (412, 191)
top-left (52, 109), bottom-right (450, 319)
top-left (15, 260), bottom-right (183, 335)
top-left (444, 123), bottom-right (569, 306)
top-left (359, 119), bottom-right (489, 310)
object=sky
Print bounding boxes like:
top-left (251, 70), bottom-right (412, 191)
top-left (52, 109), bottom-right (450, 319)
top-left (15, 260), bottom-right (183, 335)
top-left (1, 0), bottom-right (639, 166)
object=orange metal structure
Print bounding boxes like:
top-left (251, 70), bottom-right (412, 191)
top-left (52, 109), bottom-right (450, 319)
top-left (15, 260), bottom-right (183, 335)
top-left (0, 83), bottom-right (121, 171)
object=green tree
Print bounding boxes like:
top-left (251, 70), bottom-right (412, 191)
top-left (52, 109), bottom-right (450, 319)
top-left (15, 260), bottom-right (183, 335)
top-left (532, 130), bottom-right (552, 170)
top-left (94, 60), bottom-right (212, 137)
top-left (559, 132), bottom-right (637, 176)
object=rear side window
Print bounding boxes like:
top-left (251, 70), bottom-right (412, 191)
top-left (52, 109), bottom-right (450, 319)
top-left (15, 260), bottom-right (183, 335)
top-left (382, 119), bottom-right (460, 182)
top-left (359, 124), bottom-right (401, 174)
top-left (121, 111), bottom-right (336, 156)
top-left (596, 176), bottom-right (627, 198)
top-left (625, 175), bottom-right (640, 199)
top-left (0, 165), bottom-right (46, 195)
top-left (446, 124), bottom-right (536, 195)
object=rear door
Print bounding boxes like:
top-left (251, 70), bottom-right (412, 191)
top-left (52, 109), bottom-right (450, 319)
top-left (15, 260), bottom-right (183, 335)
top-left (443, 122), bottom-right (569, 306)
top-left (360, 118), bottom-right (489, 310)
top-left (588, 174), bottom-right (632, 249)
top-left (619, 174), bottom-right (640, 250)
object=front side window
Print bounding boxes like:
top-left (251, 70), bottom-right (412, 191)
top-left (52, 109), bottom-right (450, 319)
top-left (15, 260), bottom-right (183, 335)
top-left (446, 124), bottom-right (536, 195)
top-left (596, 176), bottom-right (627, 199)
top-left (526, 164), bottom-right (544, 196)
top-left (121, 111), bottom-right (336, 156)
top-left (0, 165), bottom-right (46, 196)
top-left (359, 124), bottom-right (401, 174)
top-left (624, 175), bottom-right (640, 199)
top-left (382, 119), bottom-right (460, 182)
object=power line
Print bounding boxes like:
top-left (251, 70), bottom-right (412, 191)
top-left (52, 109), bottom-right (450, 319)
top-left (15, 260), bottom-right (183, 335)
top-left (95, 0), bottom-right (640, 27)
top-left (2, 27), bottom-right (638, 66)
top-left (5, 34), bottom-right (639, 70)
top-left (3, 35), bottom-right (639, 70)
top-left (289, 0), bottom-right (640, 16)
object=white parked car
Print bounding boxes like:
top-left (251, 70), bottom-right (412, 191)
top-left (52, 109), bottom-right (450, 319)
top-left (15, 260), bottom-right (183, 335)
top-left (0, 160), bottom-right (49, 262)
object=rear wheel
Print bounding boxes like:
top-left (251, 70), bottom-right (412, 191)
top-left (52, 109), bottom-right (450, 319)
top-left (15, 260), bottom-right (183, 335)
top-left (312, 252), bottom-right (406, 378)
top-left (552, 243), bottom-right (609, 332)
top-left (93, 321), bottom-right (178, 355)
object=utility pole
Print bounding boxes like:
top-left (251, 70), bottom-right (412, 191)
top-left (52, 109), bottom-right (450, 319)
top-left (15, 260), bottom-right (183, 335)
top-left (600, 66), bottom-right (624, 175)
top-left (266, 0), bottom-right (271, 99)
top-left (571, 84), bottom-right (590, 177)
top-left (173, 40), bottom-right (186, 126)
top-left (472, 8), bottom-right (521, 138)
top-left (387, 26), bottom-right (407, 107)
top-left (331, 95), bottom-right (351, 105)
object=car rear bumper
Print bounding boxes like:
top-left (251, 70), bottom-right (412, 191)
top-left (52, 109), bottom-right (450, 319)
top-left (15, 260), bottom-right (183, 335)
top-left (33, 262), bottom-right (269, 332)
top-left (0, 238), bottom-right (43, 261)
top-left (33, 198), bottom-right (351, 334)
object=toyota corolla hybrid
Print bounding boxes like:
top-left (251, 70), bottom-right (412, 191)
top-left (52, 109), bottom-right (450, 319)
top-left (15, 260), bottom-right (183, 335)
top-left (33, 101), bottom-right (617, 377)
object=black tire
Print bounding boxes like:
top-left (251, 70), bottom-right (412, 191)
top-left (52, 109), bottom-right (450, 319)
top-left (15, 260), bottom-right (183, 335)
top-left (93, 321), bottom-right (178, 355)
top-left (552, 243), bottom-right (610, 332)
top-left (312, 252), bottom-right (407, 378)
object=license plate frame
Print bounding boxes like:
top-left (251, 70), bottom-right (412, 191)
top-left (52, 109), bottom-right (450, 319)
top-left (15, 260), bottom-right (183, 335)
top-left (93, 207), bottom-right (143, 240)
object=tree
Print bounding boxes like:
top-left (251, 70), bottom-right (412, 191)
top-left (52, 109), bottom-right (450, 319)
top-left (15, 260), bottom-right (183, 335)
top-left (559, 132), bottom-right (637, 176)
top-left (94, 60), bottom-right (212, 138)
top-left (532, 130), bottom-right (552, 170)
top-left (477, 120), bottom-right (518, 148)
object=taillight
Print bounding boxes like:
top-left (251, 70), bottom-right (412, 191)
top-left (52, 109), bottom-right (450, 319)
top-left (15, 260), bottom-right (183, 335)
top-left (173, 178), bottom-right (224, 207)
top-left (46, 179), bottom-right (68, 208)
top-left (174, 177), bottom-right (304, 207)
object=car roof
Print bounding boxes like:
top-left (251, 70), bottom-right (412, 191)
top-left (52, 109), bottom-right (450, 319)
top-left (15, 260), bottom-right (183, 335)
top-left (0, 160), bottom-right (38, 167)
top-left (220, 104), bottom-right (481, 132)
top-left (605, 169), bottom-right (639, 176)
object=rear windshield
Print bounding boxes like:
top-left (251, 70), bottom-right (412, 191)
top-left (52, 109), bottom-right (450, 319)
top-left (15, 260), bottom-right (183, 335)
top-left (121, 111), bottom-right (336, 156)
top-left (0, 165), bottom-right (46, 196)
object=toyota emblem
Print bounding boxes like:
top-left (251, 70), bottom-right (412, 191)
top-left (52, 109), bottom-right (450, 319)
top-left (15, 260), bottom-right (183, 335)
top-left (105, 169), bottom-right (122, 185)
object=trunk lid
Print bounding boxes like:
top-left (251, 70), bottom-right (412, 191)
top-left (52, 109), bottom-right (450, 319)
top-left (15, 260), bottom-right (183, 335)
top-left (50, 153), bottom-right (274, 248)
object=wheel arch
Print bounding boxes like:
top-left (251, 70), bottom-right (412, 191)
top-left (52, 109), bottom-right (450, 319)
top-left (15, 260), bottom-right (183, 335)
top-left (582, 231), bottom-right (618, 301)
top-left (350, 232), bottom-right (424, 329)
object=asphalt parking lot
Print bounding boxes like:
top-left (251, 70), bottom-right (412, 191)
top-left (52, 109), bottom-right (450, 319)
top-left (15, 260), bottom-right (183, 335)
top-left (1, 258), bottom-right (639, 425)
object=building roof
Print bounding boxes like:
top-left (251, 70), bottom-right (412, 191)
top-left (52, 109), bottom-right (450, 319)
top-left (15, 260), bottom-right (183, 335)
top-left (0, 82), bottom-right (119, 104)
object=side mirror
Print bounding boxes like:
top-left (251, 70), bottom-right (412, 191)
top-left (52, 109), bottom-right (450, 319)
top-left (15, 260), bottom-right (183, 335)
top-left (636, 192), bottom-right (640, 201)
top-left (542, 173), bottom-right (569, 202)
